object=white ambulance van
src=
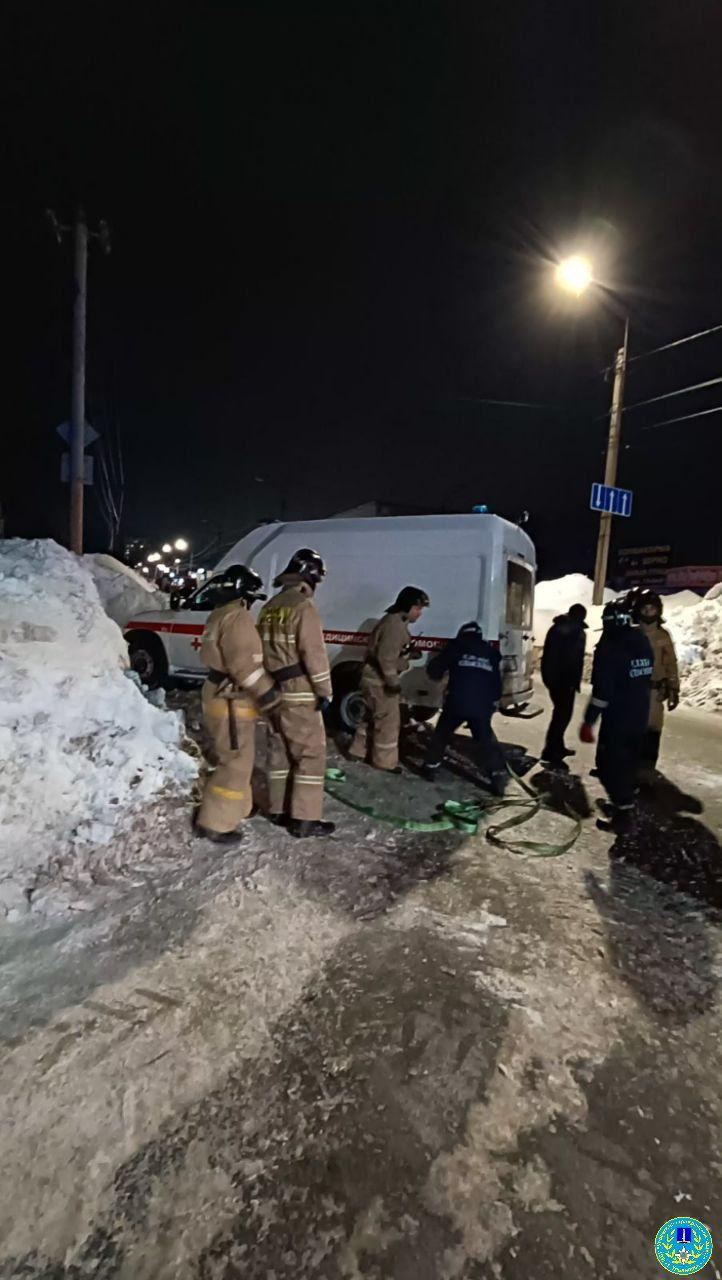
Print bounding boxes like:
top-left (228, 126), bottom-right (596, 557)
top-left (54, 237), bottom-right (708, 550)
top-left (125, 513), bottom-right (536, 726)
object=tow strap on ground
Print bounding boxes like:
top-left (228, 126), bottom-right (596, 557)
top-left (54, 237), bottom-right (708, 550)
top-left (323, 766), bottom-right (582, 856)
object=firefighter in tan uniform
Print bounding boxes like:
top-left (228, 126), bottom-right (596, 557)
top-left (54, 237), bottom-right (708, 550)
top-left (195, 566), bottom-right (281, 843)
top-left (628, 588), bottom-right (680, 781)
top-left (349, 586), bottom-right (429, 772)
top-left (258, 549), bottom-right (335, 838)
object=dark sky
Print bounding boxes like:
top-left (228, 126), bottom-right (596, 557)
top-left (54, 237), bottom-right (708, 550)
top-left (2, 1), bottom-right (721, 576)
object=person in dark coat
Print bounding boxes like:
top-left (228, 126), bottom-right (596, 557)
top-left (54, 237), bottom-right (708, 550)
top-left (579, 598), bottom-right (653, 829)
top-left (540, 603), bottom-right (587, 767)
top-left (422, 622), bottom-right (507, 795)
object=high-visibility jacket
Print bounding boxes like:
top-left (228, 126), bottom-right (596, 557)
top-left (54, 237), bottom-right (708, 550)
top-left (258, 580), bottom-right (332, 706)
top-left (640, 622), bottom-right (680, 731)
top-left (362, 611), bottom-right (412, 693)
top-left (200, 599), bottom-right (278, 711)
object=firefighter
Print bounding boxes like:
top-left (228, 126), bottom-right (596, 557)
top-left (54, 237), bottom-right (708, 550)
top-left (348, 586), bottom-right (429, 773)
top-left (540, 603), bottom-right (587, 768)
top-left (626, 588), bottom-right (680, 782)
top-left (579, 598), bottom-right (654, 829)
top-left (195, 566), bottom-right (280, 843)
top-left (258, 548), bottom-right (335, 838)
top-left (422, 621), bottom-right (508, 795)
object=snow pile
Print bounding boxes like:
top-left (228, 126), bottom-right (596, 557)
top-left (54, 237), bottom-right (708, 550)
top-left (0, 540), bottom-right (197, 917)
top-left (667, 588), bottom-right (722, 713)
top-left (533, 574), bottom-right (614, 652)
top-left (84, 553), bottom-right (168, 627)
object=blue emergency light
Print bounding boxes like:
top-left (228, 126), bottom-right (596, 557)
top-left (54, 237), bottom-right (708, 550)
top-left (472, 504), bottom-right (489, 514)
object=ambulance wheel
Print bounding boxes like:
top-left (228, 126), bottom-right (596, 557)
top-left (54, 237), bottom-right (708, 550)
top-left (128, 633), bottom-right (168, 690)
top-left (338, 689), bottom-right (366, 732)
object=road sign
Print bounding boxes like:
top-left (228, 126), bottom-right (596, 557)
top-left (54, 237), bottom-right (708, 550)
top-left (61, 453), bottom-right (94, 485)
top-left (617, 544), bottom-right (670, 588)
top-left (56, 420), bottom-right (99, 447)
top-left (590, 482), bottom-right (633, 518)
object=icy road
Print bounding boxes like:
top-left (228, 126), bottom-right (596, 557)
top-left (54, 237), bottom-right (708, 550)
top-left (0, 691), bottom-right (721, 1279)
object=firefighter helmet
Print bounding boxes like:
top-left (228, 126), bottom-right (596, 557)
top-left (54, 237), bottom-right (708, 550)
top-left (626, 587), bottom-right (663, 624)
top-left (602, 598), bottom-right (633, 629)
top-left (277, 548), bottom-right (327, 587)
top-left (220, 565), bottom-right (266, 603)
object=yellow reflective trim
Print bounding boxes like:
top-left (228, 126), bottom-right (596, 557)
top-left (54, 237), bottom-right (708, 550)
top-left (281, 693), bottom-right (316, 702)
top-left (268, 770), bottom-right (291, 778)
top-left (206, 705), bottom-right (258, 720)
top-left (296, 776), bottom-right (325, 784)
top-left (210, 785), bottom-right (244, 799)
top-left (310, 671), bottom-right (330, 682)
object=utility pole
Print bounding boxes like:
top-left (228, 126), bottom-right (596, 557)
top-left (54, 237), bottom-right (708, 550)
top-left (592, 316), bottom-right (629, 605)
top-left (47, 207), bottom-right (110, 555)
top-left (70, 210), bottom-right (89, 555)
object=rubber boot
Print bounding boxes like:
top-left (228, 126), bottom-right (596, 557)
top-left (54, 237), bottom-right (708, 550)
top-left (194, 822), bottom-right (244, 845)
top-left (287, 818), bottom-right (336, 839)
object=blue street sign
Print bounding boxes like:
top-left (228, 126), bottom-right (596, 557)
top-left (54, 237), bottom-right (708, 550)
top-left (590, 482), bottom-right (633, 518)
top-left (56, 420), bottom-right (99, 447)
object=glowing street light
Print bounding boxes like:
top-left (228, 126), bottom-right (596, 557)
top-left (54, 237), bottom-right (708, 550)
top-left (555, 254), bottom-right (593, 297)
top-left (162, 543), bottom-right (172, 554)
top-left (174, 537), bottom-right (189, 552)
top-left (147, 551), bottom-right (161, 564)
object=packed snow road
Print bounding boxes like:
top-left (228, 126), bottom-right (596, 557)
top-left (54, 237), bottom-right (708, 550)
top-left (0, 690), bottom-right (721, 1279)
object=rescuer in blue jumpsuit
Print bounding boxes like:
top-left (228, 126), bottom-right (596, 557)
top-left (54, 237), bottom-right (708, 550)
top-left (580, 598), bottom-right (653, 827)
top-left (423, 622), bottom-right (507, 795)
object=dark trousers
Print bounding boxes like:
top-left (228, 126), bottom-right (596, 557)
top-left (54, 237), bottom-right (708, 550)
top-left (425, 706), bottom-right (505, 776)
top-left (639, 728), bottom-right (661, 770)
top-left (542, 685), bottom-right (576, 762)
top-left (596, 720), bottom-right (644, 808)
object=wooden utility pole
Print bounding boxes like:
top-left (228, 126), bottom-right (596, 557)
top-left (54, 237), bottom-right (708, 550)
top-left (592, 316), bottom-right (629, 605)
top-left (70, 209), bottom-right (89, 555)
top-left (47, 207), bottom-right (110, 555)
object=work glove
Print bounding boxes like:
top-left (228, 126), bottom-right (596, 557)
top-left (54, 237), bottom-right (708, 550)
top-left (667, 688), bottom-right (680, 711)
top-left (316, 697), bottom-right (332, 715)
top-left (579, 723), bottom-right (595, 744)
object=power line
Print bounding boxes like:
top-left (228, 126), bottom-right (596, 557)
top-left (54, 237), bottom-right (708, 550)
top-left (623, 375), bottom-right (722, 414)
top-left (628, 322), bottom-right (722, 366)
top-left (639, 404), bottom-right (722, 433)
top-left (455, 397), bottom-right (559, 411)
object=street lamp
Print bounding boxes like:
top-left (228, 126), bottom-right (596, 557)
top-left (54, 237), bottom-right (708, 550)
top-left (555, 254), bottom-right (593, 297)
top-left (553, 255), bottom-right (629, 604)
top-left (174, 537), bottom-right (189, 552)
top-left (162, 543), bottom-right (172, 554)
top-left (147, 552), bottom-right (161, 563)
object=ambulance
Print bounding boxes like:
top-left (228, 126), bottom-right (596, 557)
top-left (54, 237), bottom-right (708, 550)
top-left (125, 513), bottom-right (536, 727)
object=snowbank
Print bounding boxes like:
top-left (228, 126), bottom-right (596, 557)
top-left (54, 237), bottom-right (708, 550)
top-left (533, 574), bottom-right (614, 654)
top-left (84, 553), bottom-right (168, 627)
top-left (667, 590), bottom-right (722, 713)
top-left (534, 573), bottom-right (720, 713)
top-left (0, 540), bottom-right (197, 918)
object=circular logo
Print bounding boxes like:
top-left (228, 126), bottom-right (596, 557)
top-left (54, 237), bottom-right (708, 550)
top-left (655, 1217), bottom-right (713, 1274)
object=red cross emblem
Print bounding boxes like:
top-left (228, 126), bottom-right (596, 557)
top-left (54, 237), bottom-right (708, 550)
top-left (191, 637), bottom-right (203, 652)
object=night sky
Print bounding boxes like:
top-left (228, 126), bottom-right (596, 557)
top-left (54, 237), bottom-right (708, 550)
top-left (3, 1), bottom-right (721, 576)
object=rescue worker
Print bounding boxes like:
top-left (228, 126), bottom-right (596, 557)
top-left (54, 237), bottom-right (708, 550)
top-left (348, 586), bottom-right (429, 773)
top-left (540, 603), bottom-right (587, 768)
top-left (422, 621), bottom-right (508, 795)
top-left (258, 548), bottom-right (335, 838)
top-left (626, 588), bottom-right (680, 782)
top-left (579, 597), bottom-right (653, 829)
top-left (195, 566), bottom-right (280, 843)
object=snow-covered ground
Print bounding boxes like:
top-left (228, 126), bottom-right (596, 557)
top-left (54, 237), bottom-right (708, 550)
top-left (84, 553), bottom-right (168, 627)
top-left (534, 573), bottom-right (722, 714)
top-left (0, 540), bottom-right (197, 919)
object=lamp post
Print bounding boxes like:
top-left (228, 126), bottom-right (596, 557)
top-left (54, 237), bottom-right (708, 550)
top-left (555, 256), bottom-right (630, 605)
